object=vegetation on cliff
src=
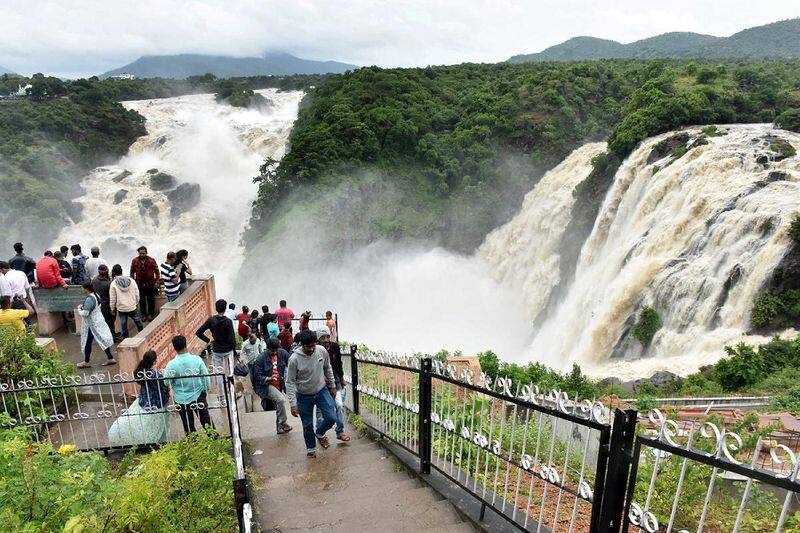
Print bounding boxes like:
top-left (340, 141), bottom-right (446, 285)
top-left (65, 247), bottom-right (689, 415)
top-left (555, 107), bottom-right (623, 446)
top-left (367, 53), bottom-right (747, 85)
top-left (247, 59), bottom-right (800, 258)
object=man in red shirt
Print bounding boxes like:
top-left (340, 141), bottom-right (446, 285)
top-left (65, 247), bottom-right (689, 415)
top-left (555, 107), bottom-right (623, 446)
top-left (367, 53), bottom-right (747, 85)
top-left (275, 300), bottom-right (295, 331)
top-left (236, 305), bottom-right (251, 340)
top-left (130, 246), bottom-right (160, 321)
top-left (35, 251), bottom-right (67, 289)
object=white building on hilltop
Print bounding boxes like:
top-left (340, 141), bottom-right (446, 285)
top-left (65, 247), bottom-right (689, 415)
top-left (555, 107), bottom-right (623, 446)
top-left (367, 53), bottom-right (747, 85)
top-left (109, 73), bottom-right (136, 80)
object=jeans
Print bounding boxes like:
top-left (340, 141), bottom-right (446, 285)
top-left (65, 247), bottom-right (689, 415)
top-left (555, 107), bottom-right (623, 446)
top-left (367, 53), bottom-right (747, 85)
top-left (177, 391), bottom-right (212, 434)
top-left (212, 351), bottom-right (233, 396)
top-left (166, 293), bottom-right (180, 302)
top-left (100, 303), bottom-right (116, 336)
top-left (296, 388), bottom-right (337, 453)
top-left (12, 298), bottom-right (32, 326)
top-left (139, 286), bottom-right (157, 319)
top-left (84, 328), bottom-right (113, 363)
top-left (118, 310), bottom-right (144, 339)
top-left (316, 383), bottom-right (346, 435)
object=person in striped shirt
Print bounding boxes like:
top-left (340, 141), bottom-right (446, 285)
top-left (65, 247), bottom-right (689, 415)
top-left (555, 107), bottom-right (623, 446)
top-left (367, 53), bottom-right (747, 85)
top-left (160, 252), bottom-right (181, 302)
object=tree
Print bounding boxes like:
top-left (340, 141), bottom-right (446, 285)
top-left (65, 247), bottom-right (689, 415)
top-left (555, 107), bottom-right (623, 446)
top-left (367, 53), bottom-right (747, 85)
top-left (776, 109), bottom-right (800, 133)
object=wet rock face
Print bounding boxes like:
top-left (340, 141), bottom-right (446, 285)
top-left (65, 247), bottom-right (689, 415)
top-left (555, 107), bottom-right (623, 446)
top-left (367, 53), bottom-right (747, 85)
top-left (166, 183), bottom-right (201, 218)
top-left (112, 170), bottom-right (132, 183)
top-left (137, 198), bottom-right (160, 225)
top-left (647, 132), bottom-right (690, 164)
top-left (755, 135), bottom-right (797, 165)
top-left (113, 189), bottom-right (129, 204)
top-left (149, 172), bottom-right (178, 191)
top-left (771, 245), bottom-right (800, 292)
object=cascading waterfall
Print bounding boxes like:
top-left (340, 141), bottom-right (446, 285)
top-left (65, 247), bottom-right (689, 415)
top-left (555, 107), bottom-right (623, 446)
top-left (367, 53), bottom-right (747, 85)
top-left (484, 124), bottom-right (800, 378)
top-left (56, 89), bottom-right (302, 294)
top-left (480, 142), bottom-right (607, 321)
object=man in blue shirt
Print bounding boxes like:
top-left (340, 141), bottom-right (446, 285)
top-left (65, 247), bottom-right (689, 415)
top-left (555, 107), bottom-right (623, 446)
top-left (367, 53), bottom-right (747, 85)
top-left (164, 335), bottom-right (212, 434)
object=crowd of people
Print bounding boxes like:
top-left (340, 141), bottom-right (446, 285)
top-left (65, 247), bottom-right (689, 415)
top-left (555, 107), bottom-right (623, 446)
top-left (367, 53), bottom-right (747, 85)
top-left (0, 241), bottom-right (193, 368)
top-left (196, 298), bottom-right (346, 457)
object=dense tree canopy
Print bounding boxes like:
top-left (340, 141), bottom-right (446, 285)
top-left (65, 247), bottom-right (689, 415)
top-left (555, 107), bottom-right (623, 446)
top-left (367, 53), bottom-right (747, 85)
top-left (246, 59), bottom-right (800, 254)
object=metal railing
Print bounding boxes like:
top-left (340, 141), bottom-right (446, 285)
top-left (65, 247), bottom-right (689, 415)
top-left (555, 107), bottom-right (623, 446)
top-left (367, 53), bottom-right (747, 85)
top-left (0, 358), bottom-right (252, 533)
top-left (343, 349), bottom-right (800, 532)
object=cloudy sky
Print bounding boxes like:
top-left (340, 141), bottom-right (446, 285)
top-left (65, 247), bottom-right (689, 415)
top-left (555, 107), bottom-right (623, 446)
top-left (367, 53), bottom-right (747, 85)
top-left (2, 0), bottom-right (800, 78)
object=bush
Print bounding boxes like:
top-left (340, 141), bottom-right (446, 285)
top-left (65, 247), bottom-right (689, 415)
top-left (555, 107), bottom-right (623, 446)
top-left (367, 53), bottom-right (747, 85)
top-left (750, 289), bottom-right (800, 329)
top-left (789, 213), bottom-right (800, 244)
top-left (715, 343), bottom-right (766, 391)
top-left (0, 327), bottom-right (72, 384)
top-left (770, 386), bottom-right (800, 412)
top-left (632, 306), bottom-right (662, 346)
top-left (0, 425), bottom-right (236, 532)
top-left (776, 108), bottom-right (800, 133)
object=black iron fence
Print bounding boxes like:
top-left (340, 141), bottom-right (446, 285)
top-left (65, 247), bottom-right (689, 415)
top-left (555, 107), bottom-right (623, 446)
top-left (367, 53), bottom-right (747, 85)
top-left (342, 349), bottom-right (800, 532)
top-left (0, 354), bottom-right (252, 532)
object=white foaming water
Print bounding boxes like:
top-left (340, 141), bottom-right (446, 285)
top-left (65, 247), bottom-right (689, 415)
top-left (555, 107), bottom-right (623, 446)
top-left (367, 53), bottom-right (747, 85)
top-left (56, 89), bottom-right (302, 294)
top-left (507, 125), bottom-right (800, 378)
top-left (480, 142), bottom-right (607, 321)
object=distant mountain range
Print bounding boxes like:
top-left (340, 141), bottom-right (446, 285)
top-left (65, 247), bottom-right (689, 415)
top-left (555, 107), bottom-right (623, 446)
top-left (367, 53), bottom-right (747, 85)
top-left (0, 66), bottom-right (16, 75)
top-left (509, 18), bottom-right (800, 63)
top-left (101, 51), bottom-right (357, 79)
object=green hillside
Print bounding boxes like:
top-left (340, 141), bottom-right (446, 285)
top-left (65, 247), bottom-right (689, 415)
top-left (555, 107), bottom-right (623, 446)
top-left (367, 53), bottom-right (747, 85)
top-left (510, 18), bottom-right (800, 63)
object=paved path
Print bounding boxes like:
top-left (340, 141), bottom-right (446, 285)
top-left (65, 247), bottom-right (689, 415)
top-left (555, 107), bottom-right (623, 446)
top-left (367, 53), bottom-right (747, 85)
top-left (240, 410), bottom-right (477, 533)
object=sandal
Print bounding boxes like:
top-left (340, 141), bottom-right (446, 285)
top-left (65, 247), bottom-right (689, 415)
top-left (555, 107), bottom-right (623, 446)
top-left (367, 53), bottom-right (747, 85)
top-left (280, 423), bottom-right (293, 433)
top-left (101, 359), bottom-right (118, 366)
top-left (307, 451), bottom-right (317, 459)
top-left (76, 362), bottom-right (91, 368)
top-left (336, 433), bottom-right (351, 442)
top-left (316, 435), bottom-right (330, 449)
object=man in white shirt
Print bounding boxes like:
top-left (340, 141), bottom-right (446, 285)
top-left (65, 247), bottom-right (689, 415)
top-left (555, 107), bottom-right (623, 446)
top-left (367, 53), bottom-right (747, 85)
top-left (85, 246), bottom-right (108, 281)
top-left (0, 261), bottom-right (36, 325)
top-left (0, 263), bottom-right (12, 298)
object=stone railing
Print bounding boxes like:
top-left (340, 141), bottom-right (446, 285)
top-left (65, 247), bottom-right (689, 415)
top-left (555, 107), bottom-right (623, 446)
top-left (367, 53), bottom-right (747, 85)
top-left (117, 274), bottom-right (216, 393)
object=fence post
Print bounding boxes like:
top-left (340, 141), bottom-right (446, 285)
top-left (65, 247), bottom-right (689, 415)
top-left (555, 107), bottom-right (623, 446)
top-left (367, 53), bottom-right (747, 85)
top-left (419, 357), bottom-right (432, 474)
top-left (350, 344), bottom-right (360, 415)
top-left (595, 408), bottom-right (638, 533)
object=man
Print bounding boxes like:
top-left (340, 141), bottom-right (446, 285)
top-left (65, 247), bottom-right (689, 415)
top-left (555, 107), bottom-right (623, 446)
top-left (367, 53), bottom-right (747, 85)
top-left (84, 246), bottom-right (108, 281)
top-left (8, 242), bottom-right (36, 283)
top-left (275, 300), bottom-right (295, 331)
top-left (1, 260), bottom-right (36, 325)
top-left (286, 330), bottom-right (350, 458)
top-left (196, 299), bottom-right (237, 397)
top-left (258, 305), bottom-right (271, 337)
top-left (225, 303), bottom-right (238, 322)
top-left (130, 246), bottom-right (159, 321)
top-left (159, 251), bottom-right (181, 302)
top-left (315, 326), bottom-right (347, 437)
top-left (278, 322), bottom-right (294, 352)
top-left (92, 264), bottom-right (116, 338)
top-left (0, 295), bottom-right (35, 330)
top-left (70, 244), bottom-right (90, 286)
top-left (109, 264), bottom-right (143, 339)
top-left (239, 332), bottom-right (265, 412)
top-left (35, 251), bottom-right (67, 289)
top-left (54, 251), bottom-right (72, 284)
top-left (0, 262), bottom-right (12, 299)
top-left (164, 335), bottom-right (212, 435)
top-left (252, 338), bottom-right (292, 434)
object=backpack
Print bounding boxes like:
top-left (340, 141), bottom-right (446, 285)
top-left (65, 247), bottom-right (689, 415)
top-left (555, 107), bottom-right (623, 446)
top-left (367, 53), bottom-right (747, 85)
top-left (72, 255), bottom-right (88, 285)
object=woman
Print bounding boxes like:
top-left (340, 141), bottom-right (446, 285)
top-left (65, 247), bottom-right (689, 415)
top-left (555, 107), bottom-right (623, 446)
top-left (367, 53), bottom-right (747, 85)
top-left (299, 311), bottom-right (311, 331)
top-left (175, 249), bottom-right (192, 294)
top-left (237, 305), bottom-right (251, 340)
top-left (77, 282), bottom-right (116, 368)
top-left (109, 350), bottom-right (171, 446)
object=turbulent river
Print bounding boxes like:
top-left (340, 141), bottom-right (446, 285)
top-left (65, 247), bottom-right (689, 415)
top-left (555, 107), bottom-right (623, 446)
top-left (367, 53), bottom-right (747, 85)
top-left (60, 93), bottom-right (800, 378)
top-left (56, 89), bottom-right (303, 295)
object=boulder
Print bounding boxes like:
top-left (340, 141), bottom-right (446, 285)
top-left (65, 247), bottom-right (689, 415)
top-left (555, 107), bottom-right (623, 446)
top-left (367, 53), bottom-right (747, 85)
top-left (113, 189), bottom-right (129, 204)
top-left (771, 244), bottom-right (800, 292)
top-left (147, 168), bottom-right (159, 174)
top-left (137, 198), bottom-right (160, 225)
top-left (648, 370), bottom-right (680, 389)
top-left (166, 183), bottom-right (202, 218)
top-left (149, 172), bottom-right (177, 191)
top-left (112, 170), bottom-right (132, 183)
top-left (599, 377), bottom-right (622, 389)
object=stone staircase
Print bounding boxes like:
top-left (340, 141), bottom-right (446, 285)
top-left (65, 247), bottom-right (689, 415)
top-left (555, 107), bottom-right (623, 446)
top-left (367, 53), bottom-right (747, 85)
top-left (241, 411), bottom-right (476, 532)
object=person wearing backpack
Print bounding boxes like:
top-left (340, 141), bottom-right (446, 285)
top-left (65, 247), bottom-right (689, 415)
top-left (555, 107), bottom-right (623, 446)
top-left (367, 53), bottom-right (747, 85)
top-left (196, 298), bottom-right (237, 398)
top-left (251, 338), bottom-right (292, 435)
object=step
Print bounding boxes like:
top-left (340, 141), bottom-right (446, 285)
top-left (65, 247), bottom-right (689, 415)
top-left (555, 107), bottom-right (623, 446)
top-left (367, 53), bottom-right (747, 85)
top-left (429, 523), bottom-right (477, 533)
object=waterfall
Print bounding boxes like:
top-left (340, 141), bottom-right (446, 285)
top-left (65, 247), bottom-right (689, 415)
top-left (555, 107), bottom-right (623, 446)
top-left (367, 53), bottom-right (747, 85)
top-left (485, 124), bottom-right (800, 378)
top-left (55, 89), bottom-right (303, 294)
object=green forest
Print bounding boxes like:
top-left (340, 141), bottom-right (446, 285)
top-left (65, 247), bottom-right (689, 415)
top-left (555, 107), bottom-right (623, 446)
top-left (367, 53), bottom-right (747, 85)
top-left (245, 59), bottom-right (800, 259)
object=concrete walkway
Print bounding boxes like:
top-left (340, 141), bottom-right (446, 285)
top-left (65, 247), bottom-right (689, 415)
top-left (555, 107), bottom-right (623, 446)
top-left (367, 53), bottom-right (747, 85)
top-left (240, 410), bottom-right (477, 533)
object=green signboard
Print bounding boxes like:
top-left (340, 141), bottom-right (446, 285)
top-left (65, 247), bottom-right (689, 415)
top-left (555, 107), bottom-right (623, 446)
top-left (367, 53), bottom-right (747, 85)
top-left (33, 286), bottom-right (87, 312)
